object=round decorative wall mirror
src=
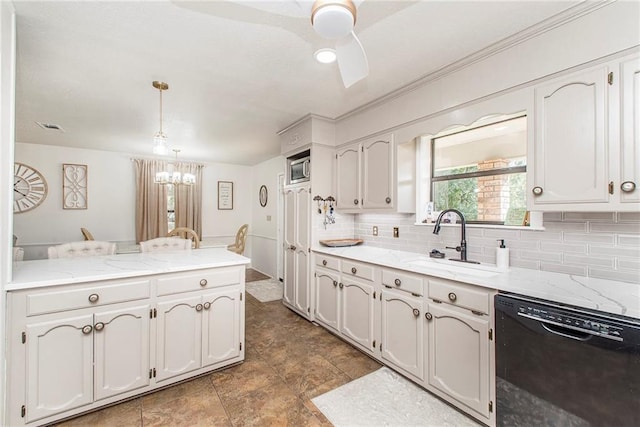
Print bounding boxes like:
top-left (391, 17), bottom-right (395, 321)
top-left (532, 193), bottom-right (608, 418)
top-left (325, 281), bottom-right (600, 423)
top-left (259, 185), bottom-right (268, 207)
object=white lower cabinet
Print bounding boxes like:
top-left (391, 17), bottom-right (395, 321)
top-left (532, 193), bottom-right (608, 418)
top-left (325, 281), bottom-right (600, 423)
top-left (340, 277), bottom-right (376, 355)
top-left (24, 304), bottom-right (150, 423)
top-left (156, 287), bottom-right (243, 383)
top-left (426, 302), bottom-right (492, 421)
top-left (380, 289), bottom-right (424, 382)
top-left (8, 266), bottom-right (245, 426)
top-left (313, 266), bottom-right (376, 355)
top-left (312, 253), bottom-right (496, 426)
top-left (314, 269), bottom-right (340, 333)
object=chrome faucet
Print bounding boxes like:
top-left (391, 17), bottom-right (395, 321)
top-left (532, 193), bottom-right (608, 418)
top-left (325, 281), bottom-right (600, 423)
top-left (432, 209), bottom-right (479, 264)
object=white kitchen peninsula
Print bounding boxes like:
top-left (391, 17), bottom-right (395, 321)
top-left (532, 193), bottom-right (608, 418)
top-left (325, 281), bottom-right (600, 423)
top-left (6, 248), bottom-right (249, 426)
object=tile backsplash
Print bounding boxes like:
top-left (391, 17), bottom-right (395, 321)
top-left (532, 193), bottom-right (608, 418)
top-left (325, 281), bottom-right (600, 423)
top-left (348, 212), bottom-right (640, 284)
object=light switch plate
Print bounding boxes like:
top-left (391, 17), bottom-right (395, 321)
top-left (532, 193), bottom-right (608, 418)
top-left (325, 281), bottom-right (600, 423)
top-left (266, 215), bottom-right (272, 221)
top-left (393, 227), bottom-right (399, 238)
top-left (373, 226), bottom-right (378, 236)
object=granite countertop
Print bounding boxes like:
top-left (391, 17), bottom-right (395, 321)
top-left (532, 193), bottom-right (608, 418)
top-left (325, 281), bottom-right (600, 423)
top-left (8, 247), bottom-right (250, 291)
top-left (313, 245), bottom-right (640, 320)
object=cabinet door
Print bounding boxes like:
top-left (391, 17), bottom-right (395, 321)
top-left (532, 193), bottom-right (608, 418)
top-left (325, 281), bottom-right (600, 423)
top-left (156, 295), bottom-right (202, 382)
top-left (426, 303), bottom-right (490, 419)
top-left (532, 66), bottom-right (609, 206)
top-left (314, 270), bottom-right (340, 333)
top-left (94, 305), bottom-right (150, 401)
top-left (283, 188), bottom-right (296, 306)
top-left (294, 186), bottom-right (310, 315)
top-left (26, 313), bottom-right (94, 423)
top-left (621, 56), bottom-right (640, 204)
top-left (336, 143), bottom-right (360, 209)
top-left (381, 290), bottom-right (424, 381)
top-left (202, 288), bottom-right (242, 368)
top-left (340, 278), bottom-right (375, 354)
top-left (362, 135), bottom-right (394, 209)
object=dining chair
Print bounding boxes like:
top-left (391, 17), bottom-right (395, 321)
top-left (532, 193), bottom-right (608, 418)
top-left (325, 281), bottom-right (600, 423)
top-left (48, 241), bottom-right (116, 259)
top-left (139, 237), bottom-right (192, 253)
top-left (167, 227), bottom-right (200, 249)
top-left (227, 224), bottom-right (248, 255)
top-left (81, 227), bottom-right (95, 241)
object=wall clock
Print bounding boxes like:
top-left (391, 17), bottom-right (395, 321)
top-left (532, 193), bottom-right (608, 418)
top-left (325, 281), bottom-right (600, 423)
top-left (14, 162), bottom-right (48, 213)
top-left (259, 185), bottom-right (268, 207)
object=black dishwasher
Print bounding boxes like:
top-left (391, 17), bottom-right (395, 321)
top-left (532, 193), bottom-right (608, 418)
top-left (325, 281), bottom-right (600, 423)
top-left (495, 293), bottom-right (640, 427)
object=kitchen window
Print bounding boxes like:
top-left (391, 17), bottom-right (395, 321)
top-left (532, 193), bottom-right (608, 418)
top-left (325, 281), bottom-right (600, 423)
top-left (429, 115), bottom-right (527, 225)
top-left (167, 184), bottom-right (176, 231)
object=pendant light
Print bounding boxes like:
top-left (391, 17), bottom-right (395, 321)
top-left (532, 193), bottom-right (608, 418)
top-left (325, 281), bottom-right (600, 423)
top-left (152, 81), bottom-right (169, 155)
top-left (155, 149), bottom-right (196, 185)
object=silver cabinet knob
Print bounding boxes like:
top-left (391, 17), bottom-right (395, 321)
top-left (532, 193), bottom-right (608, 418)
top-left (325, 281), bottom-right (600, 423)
top-left (333, 280), bottom-right (338, 287)
top-left (621, 181), bottom-right (636, 193)
top-left (385, 197), bottom-right (391, 204)
top-left (94, 322), bottom-right (105, 332)
top-left (195, 304), bottom-right (203, 312)
top-left (448, 292), bottom-right (457, 302)
top-left (88, 293), bottom-right (99, 303)
top-left (532, 186), bottom-right (543, 196)
top-left (354, 199), bottom-right (359, 205)
top-left (203, 302), bottom-right (211, 310)
top-left (82, 325), bottom-right (93, 334)
top-left (394, 278), bottom-right (401, 286)
top-left (290, 245), bottom-right (297, 251)
top-left (322, 260), bottom-right (327, 266)
top-left (413, 308), bottom-right (420, 317)
top-left (339, 282), bottom-right (344, 289)
top-left (425, 312), bottom-right (433, 321)
top-left (351, 267), bottom-right (357, 274)
top-left (200, 279), bottom-right (208, 287)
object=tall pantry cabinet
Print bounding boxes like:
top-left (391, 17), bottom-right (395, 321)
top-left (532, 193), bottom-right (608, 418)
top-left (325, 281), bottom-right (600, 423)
top-left (280, 115), bottom-right (334, 320)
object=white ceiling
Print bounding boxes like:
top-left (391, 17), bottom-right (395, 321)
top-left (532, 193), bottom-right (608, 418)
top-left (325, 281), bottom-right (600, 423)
top-left (13, 0), bottom-right (580, 165)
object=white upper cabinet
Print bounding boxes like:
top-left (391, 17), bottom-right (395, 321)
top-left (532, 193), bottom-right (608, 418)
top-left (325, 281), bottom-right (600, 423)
top-left (335, 143), bottom-right (360, 209)
top-left (362, 138), bottom-right (394, 209)
top-left (530, 53), bottom-right (640, 211)
top-left (620, 56), bottom-right (640, 204)
top-left (335, 133), bottom-right (413, 212)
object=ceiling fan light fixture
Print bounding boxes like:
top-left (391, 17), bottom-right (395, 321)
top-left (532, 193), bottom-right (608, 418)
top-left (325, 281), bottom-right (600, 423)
top-left (311, 3), bottom-right (355, 39)
top-left (314, 48), bottom-right (337, 64)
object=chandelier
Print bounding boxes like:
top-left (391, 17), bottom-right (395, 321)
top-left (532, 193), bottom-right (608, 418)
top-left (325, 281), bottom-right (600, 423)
top-left (155, 149), bottom-right (196, 185)
top-left (152, 81), bottom-right (169, 156)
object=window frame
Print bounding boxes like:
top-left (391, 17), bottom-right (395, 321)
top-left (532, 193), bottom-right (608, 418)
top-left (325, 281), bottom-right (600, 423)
top-left (429, 115), bottom-right (528, 225)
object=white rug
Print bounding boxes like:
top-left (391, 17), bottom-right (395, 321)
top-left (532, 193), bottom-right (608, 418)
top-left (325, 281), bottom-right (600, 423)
top-left (245, 278), bottom-right (283, 302)
top-left (312, 367), bottom-right (481, 427)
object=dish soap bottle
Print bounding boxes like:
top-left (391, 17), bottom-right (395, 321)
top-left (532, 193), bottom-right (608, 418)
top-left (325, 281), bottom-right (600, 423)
top-left (496, 239), bottom-right (509, 271)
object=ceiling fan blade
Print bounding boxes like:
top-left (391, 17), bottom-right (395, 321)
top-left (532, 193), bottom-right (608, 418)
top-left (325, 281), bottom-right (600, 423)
top-left (335, 31), bottom-right (369, 88)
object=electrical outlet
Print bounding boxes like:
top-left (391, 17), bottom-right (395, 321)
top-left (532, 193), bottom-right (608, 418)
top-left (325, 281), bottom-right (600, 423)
top-left (393, 227), bottom-right (399, 238)
top-left (266, 215), bottom-right (272, 221)
top-left (373, 226), bottom-right (378, 236)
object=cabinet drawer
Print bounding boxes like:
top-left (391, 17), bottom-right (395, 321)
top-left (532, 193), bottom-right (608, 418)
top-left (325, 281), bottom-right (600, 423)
top-left (315, 255), bottom-right (340, 271)
top-left (27, 279), bottom-right (151, 316)
top-left (381, 269), bottom-right (424, 296)
top-left (157, 267), bottom-right (242, 296)
top-left (428, 278), bottom-right (491, 315)
top-left (341, 260), bottom-right (375, 282)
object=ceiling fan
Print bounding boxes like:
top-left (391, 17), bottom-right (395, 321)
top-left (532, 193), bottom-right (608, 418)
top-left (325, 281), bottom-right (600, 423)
top-left (173, 0), bottom-right (371, 88)
top-left (297, 0), bottom-right (369, 88)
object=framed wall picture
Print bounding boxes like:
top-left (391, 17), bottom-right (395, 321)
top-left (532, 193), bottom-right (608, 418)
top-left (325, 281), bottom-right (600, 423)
top-left (62, 163), bottom-right (88, 210)
top-left (218, 181), bottom-right (233, 210)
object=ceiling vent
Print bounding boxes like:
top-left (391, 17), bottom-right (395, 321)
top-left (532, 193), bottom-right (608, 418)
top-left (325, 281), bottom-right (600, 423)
top-left (36, 122), bottom-right (65, 132)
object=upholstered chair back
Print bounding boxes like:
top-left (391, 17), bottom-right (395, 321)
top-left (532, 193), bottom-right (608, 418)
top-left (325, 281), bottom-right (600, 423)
top-left (139, 237), bottom-right (192, 253)
top-left (48, 241), bottom-right (116, 259)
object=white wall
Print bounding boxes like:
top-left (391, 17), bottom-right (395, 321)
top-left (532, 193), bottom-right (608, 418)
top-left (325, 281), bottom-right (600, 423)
top-left (14, 142), bottom-right (254, 260)
top-left (250, 156), bottom-right (284, 277)
top-left (335, 2), bottom-right (640, 145)
top-left (0, 1), bottom-right (15, 422)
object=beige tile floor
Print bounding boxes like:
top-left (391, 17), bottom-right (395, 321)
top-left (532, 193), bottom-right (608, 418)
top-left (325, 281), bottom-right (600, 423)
top-left (55, 291), bottom-right (382, 426)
